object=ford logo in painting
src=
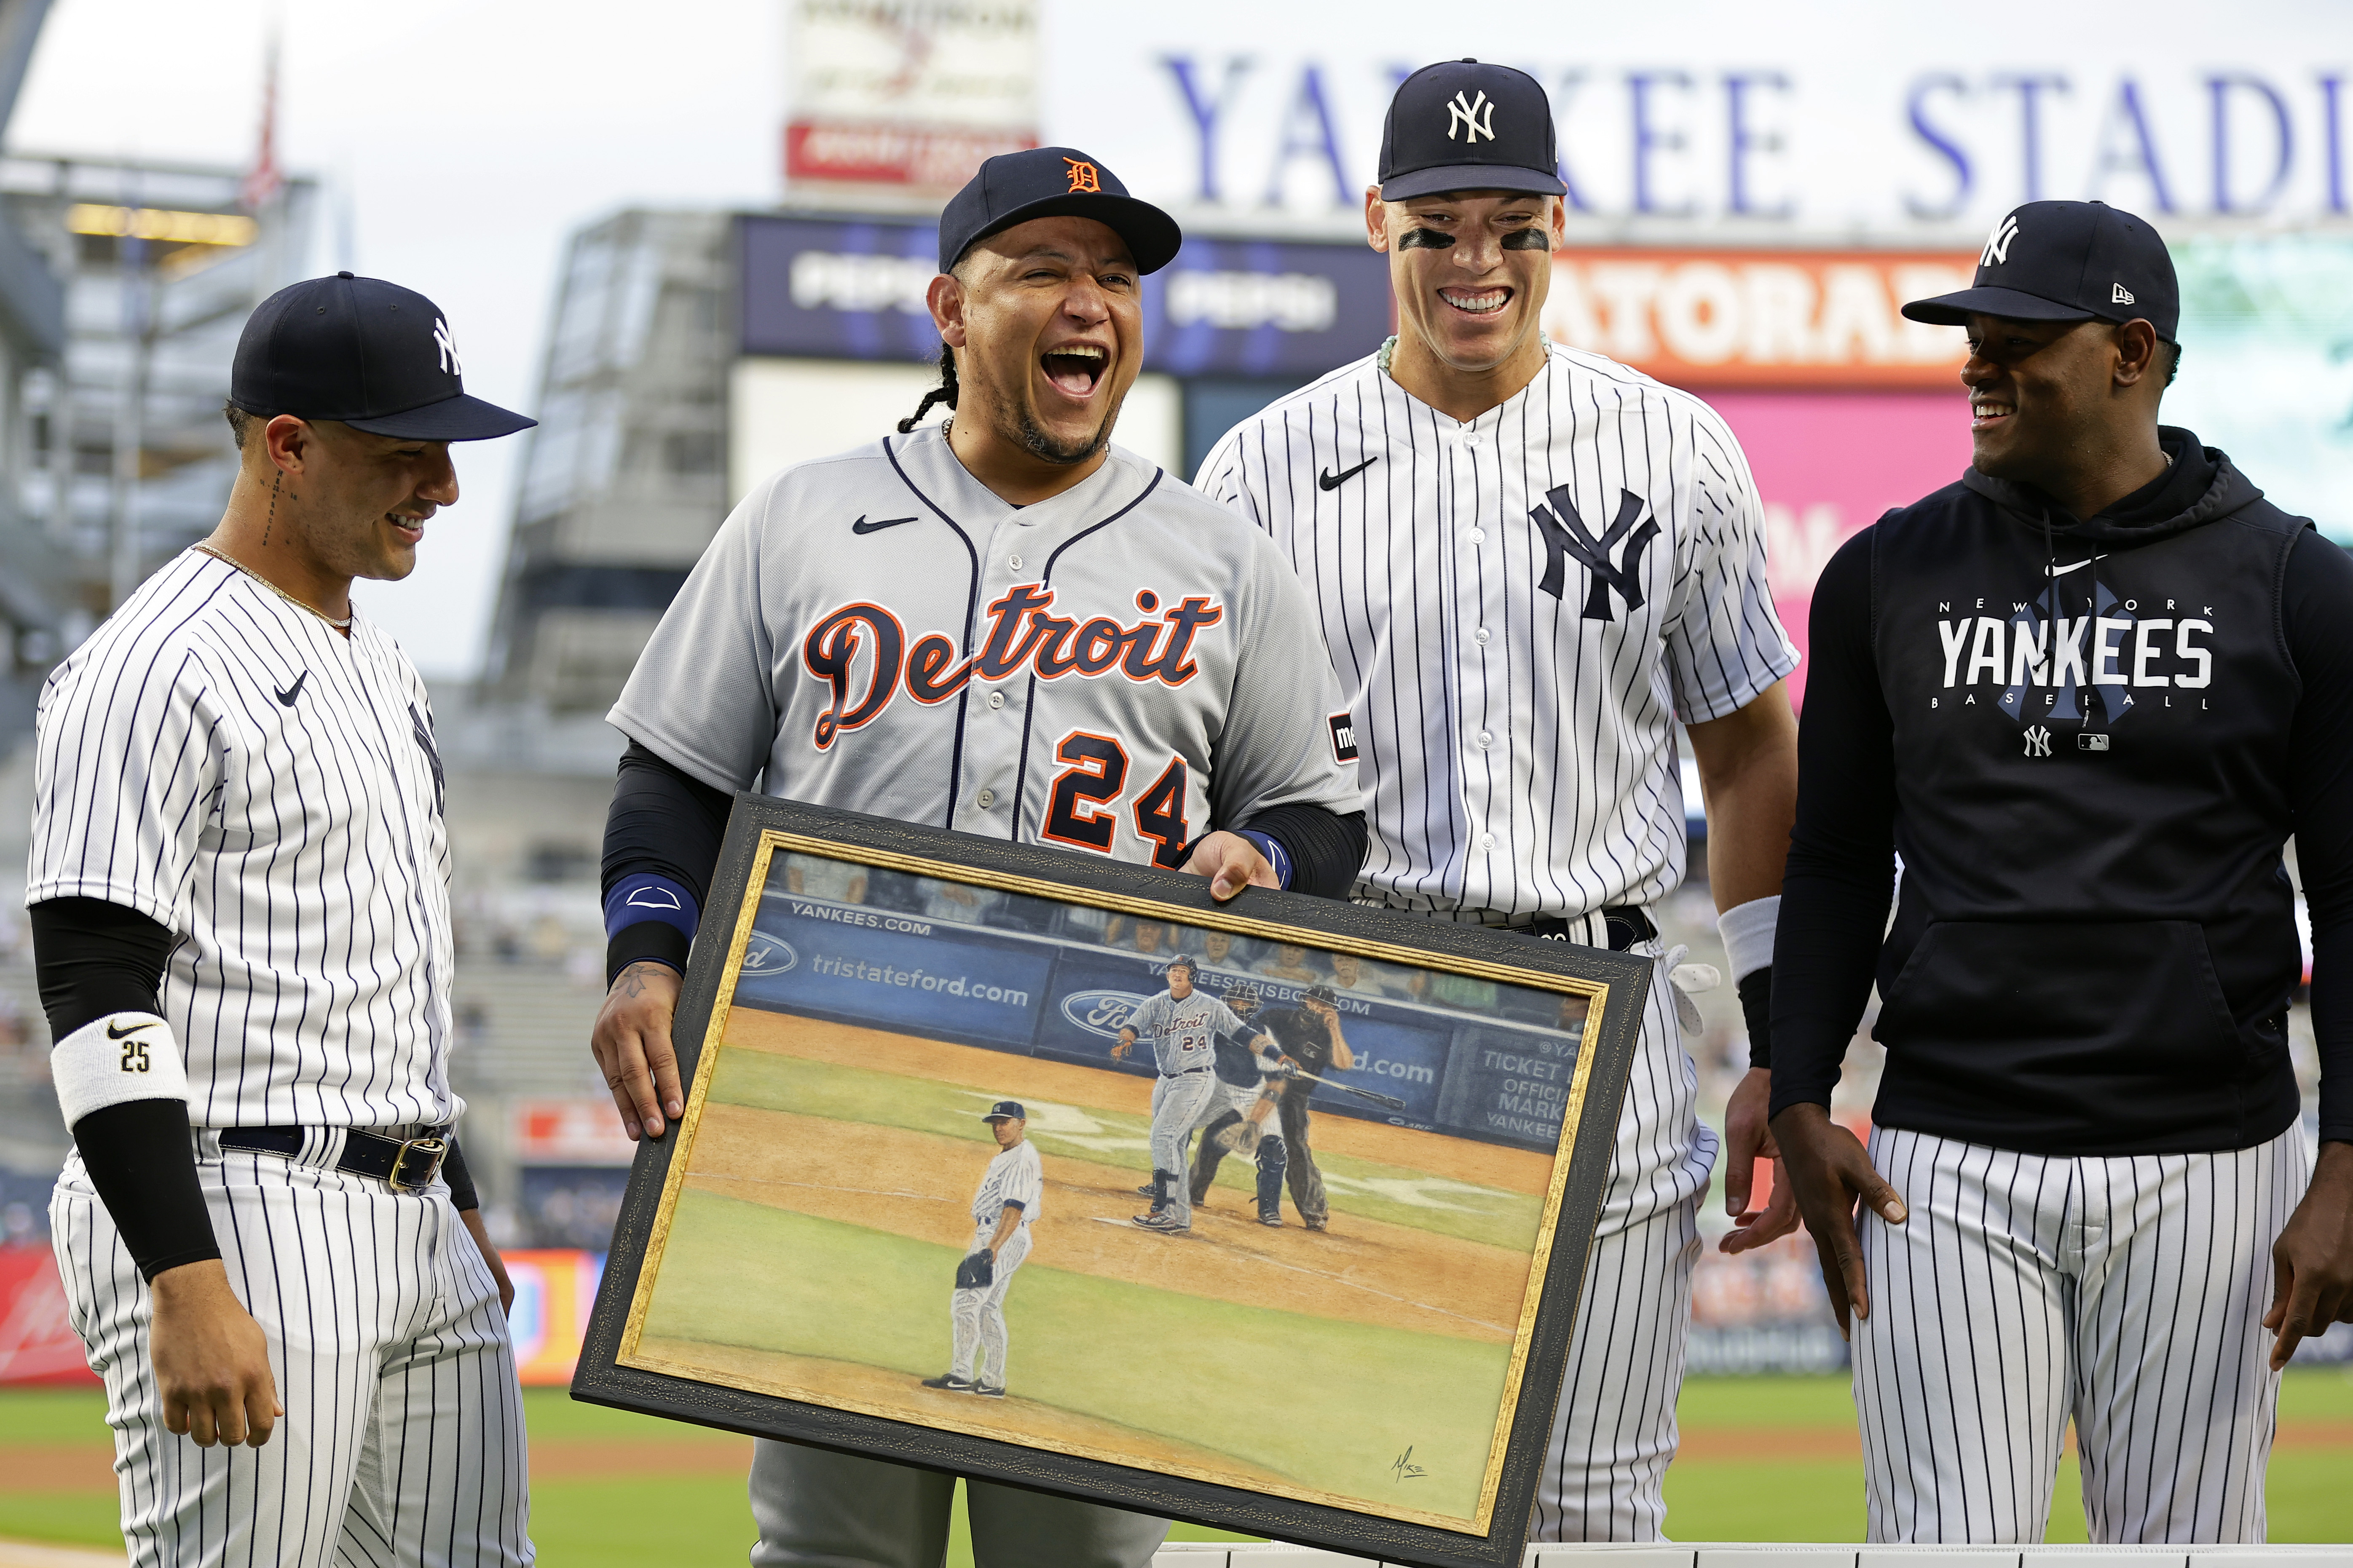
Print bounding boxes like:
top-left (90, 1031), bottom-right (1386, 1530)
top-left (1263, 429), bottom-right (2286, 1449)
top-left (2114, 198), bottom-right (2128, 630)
top-left (741, 931), bottom-right (799, 974)
top-left (1060, 988), bottom-right (1148, 1039)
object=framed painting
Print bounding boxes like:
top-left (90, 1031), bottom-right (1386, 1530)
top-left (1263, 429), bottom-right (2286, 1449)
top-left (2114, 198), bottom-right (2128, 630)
top-left (574, 796), bottom-right (1650, 1568)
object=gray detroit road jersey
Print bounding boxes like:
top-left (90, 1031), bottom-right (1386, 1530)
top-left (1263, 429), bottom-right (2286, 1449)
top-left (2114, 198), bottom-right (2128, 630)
top-left (609, 427), bottom-right (1359, 857)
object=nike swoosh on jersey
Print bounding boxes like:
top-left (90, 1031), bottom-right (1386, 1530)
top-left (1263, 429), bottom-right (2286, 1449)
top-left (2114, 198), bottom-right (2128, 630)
top-left (105, 1020), bottom-right (150, 1039)
top-left (851, 514), bottom-right (919, 535)
top-left (1317, 457), bottom-right (1378, 492)
top-left (2045, 556), bottom-right (2109, 578)
top-left (274, 670), bottom-right (309, 707)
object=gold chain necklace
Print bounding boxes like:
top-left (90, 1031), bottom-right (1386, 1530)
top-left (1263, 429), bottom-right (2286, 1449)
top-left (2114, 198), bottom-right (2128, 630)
top-left (193, 543), bottom-right (354, 630)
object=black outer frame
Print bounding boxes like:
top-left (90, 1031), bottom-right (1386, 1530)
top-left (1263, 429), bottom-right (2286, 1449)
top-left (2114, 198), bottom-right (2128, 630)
top-left (573, 797), bottom-right (1651, 1568)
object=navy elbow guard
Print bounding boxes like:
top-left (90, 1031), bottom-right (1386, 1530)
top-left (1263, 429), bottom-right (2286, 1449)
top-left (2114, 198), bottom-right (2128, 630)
top-left (604, 873), bottom-right (700, 984)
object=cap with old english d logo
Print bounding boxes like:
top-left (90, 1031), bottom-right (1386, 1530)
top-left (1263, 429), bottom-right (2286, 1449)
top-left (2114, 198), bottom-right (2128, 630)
top-left (1379, 59), bottom-right (1566, 202)
top-left (935, 146), bottom-right (1182, 276)
top-left (1902, 200), bottom-right (2180, 342)
top-left (231, 272), bottom-right (536, 441)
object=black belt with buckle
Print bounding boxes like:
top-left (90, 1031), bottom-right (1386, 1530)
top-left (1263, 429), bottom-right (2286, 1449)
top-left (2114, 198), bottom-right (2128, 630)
top-left (1519, 904), bottom-right (1658, 951)
top-left (1161, 1066), bottom-right (1212, 1078)
top-left (219, 1125), bottom-right (452, 1191)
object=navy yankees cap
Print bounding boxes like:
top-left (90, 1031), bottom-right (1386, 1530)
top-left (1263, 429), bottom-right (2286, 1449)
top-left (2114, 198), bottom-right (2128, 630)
top-left (937, 147), bottom-right (1183, 276)
top-left (231, 273), bottom-right (535, 441)
top-left (1902, 201), bottom-right (2179, 342)
top-left (979, 1101), bottom-right (1026, 1121)
top-left (1379, 59), bottom-right (1566, 202)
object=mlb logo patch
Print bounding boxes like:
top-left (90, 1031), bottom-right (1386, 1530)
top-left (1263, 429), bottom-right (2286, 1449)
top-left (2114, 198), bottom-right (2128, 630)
top-left (1328, 713), bottom-right (1360, 763)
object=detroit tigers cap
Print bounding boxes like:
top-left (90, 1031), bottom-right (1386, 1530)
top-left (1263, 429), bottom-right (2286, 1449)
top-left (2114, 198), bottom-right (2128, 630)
top-left (1379, 59), bottom-right (1566, 202)
top-left (231, 273), bottom-right (536, 441)
top-left (1901, 200), bottom-right (2179, 342)
top-left (1164, 954), bottom-right (1199, 976)
top-left (979, 1101), bottom-right (1026, 1121)
top-left (936, 146), bottom-right (1183, 276)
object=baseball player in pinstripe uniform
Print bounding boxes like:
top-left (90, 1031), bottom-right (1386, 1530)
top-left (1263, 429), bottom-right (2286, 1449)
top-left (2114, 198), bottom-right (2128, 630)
top-left (1772, 202), bottom-right (2353, 1544)
top-left (1196, 60), bottom-right (1801, 1541)
top-left (587, 147), bottom-right (1366, 1568)
top-left (27, 275), bottom-right (536, 1566)
top-left (922, 1101), bottom-right (1043, 1397)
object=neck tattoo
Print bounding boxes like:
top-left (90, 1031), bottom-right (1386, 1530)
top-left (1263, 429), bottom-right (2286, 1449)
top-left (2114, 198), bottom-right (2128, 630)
top-left (262, 472), bottom-right (280, 546)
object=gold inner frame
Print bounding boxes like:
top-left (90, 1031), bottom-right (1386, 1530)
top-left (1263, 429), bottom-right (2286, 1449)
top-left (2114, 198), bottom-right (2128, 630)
top-left (618, 828), bottom-right (1613, 1539)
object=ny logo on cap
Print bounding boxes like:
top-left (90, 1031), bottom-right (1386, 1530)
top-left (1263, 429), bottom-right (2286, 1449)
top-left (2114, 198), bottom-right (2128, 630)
top-left (1446, 90), bottom-right (1495, 144)
top-left (432, 317), bottom-right (463, 376)
top-left (1064, 158), bottom-right (1101, 194)
top-left (1980, 213), bottom-right (2021, 267)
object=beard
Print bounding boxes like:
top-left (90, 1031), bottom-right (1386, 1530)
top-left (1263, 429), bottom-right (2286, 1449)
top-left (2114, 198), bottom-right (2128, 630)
top-left (966, 353), bottom-right (1124, 466)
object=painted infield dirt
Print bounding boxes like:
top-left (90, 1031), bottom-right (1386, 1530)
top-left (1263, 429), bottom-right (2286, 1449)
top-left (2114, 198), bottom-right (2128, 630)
top-left (715, 1009), bottom-right (1557, 1196)
top-left (683, 1103), bottom-right (1528, 1342)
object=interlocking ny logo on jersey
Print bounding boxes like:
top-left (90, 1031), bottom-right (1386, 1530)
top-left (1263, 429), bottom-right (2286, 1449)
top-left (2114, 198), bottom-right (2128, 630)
top-left (1981, 214), bottom-right (2021, 267)
top-left (432, 317), bottom-right (462, 376)
top-left (801, 584), bottom-right (1225, 749)
top-left (1527, 486), bottom-right (1661, 621)
top-left (1446, 90), bottom-right (1495, 143)
top-left (1064, 158), bottom-right (1101, 193)
top-left (407, 702), bottom-right (445, 815)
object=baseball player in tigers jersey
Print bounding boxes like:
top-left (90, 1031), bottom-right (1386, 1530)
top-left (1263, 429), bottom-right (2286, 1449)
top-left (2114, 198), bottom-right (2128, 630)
top-left (1110, 955), bottom-right (1273, 1232)
top-left (922, 1102), bottom-right (1043, 1397)
top-left (1197, 60), bottom-right (1801, 1541)
top-left (27, 275), bottom-right (536, 1567)
top-left (587, 147), bottom-right (1365, 1568)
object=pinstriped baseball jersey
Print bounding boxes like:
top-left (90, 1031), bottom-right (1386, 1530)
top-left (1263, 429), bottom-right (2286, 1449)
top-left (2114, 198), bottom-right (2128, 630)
top-left (26, 549), bottom-right (457, 1129)
top-left (1195, 343), bottom-right (1796, 922)
top-left (610, 427), bottom-right (1359, 866)
top-left (970, 1139), bottom-right (1043, 1228)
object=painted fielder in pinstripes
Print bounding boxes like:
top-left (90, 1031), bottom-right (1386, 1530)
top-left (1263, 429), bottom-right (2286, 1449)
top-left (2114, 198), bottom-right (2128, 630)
top-left (922, 1101), bottom-right (1042, 1398)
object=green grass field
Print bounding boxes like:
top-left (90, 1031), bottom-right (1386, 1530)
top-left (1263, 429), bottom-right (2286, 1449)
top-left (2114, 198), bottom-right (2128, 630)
top-left (5, 1371), bottom-right (2350, 1560)
top-left (643, 1189), bottom-right (1510, 1518)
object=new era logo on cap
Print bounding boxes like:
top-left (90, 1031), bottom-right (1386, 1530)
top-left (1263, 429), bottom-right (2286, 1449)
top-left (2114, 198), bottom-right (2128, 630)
top-left (2112, 282), bottom-right (2135, 305)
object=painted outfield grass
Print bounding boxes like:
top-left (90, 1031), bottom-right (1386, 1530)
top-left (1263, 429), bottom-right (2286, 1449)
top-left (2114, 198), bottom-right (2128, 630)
top-left (638, 1188), bottom-right (1510, 1520)
top-left (705, 1044), bottom-right (1544, 1252)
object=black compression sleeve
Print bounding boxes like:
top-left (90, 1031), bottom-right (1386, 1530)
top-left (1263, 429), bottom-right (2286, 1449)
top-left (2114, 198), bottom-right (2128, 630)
top-left (1240, 805), bottom-right (1368, 901)
top-left (2285, 530), bottom-right (2353, 1144)
top-left (29, 898), bottom-right (220, 1282)
top-left (1768, 531), bottom-right (1898, 1120)
top-left (1738, 967), bottom-right (1772, 1070)
top-left (602, 740), bottom-right (734, 983)
top-left (31, 896), bottom-right (174, 1038)
top-left (442, 1138), bottom-right (480, 1212)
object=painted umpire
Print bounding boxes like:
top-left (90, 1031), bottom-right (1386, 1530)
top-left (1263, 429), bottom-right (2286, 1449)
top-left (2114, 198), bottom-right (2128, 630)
top-left (587, 147), bottom-right (1366, 1568)
top-left (1771, 200), bottom-right (2353, 1542)
top-left (29, 276), bottom-right (536, 1565)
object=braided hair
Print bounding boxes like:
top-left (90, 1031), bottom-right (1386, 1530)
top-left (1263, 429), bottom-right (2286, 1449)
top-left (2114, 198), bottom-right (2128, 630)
top-left (897, 342), bottom-right (959, 433)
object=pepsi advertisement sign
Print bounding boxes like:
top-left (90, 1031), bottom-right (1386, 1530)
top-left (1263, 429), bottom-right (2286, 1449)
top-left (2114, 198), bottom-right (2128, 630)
top-left (737, 214), bottom-right (1391, 378)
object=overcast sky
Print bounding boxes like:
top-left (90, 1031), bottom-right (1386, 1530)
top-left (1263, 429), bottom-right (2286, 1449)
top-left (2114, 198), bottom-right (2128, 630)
top-left (10, 0), bottom-right (784, 677)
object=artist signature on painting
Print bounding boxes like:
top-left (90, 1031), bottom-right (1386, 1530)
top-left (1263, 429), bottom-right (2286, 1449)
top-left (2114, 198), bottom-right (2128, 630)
top-left (1391, 1446), bottom-right (1427, 1482)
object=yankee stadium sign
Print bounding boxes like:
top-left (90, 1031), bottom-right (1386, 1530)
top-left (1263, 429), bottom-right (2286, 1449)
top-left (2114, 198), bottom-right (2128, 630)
top-left (1046, 6), bottom-right (2349, 236)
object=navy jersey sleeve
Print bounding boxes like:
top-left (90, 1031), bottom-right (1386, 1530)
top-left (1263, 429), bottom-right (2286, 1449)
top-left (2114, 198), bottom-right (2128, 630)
top-left (2285, 529), bottom-right (2353, 1144)
top-left (1768, 528), bottom-right (1897, 1119)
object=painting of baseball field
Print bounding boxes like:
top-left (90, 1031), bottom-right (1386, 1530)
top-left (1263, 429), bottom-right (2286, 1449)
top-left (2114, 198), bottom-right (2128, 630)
top-left (618, 846), bottom-right (1600, 1533)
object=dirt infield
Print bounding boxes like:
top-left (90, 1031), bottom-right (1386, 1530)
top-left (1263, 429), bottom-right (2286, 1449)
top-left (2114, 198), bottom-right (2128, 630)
top-left (718, 1007), bottom-right (1554, 1196)
top-left (684, 1101), bottom-right (1529, 1341)
top-left (630, 1335), bottom-right (1296, 1492)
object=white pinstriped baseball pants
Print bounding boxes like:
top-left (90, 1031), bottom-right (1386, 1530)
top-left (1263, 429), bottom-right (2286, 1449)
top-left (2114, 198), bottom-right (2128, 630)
top-left (1529, 945), bottom-right (1715, 1543)
top-left (1855, 1124), bottom-right (2307, 1544)
top-left (50, 1140), bottom-right (533, 1568)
